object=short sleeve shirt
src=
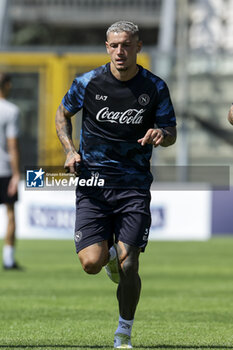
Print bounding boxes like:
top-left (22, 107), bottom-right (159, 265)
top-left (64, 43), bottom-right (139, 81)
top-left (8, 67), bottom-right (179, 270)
top-left (0, 99), bottom-right (19, 177)
top-left (62, 63), bottom-right (176, 189)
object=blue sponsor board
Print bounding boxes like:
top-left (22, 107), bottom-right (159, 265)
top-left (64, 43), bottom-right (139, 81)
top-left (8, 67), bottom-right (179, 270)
top-left (212, 188), bottom-right (233, 234)
top-left (150, 206), bottom-right (165, 229)
top-left (29, 206), bottom-right (75, 230)
top-left (29, 205), bottom-right (165, 232)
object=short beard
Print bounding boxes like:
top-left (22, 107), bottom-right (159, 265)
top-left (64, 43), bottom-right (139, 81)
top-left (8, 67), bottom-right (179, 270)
top-left (116, 66), bottom-right (128, 72)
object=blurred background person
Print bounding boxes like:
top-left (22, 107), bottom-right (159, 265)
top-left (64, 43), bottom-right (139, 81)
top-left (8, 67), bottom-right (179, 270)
top-left (0, 72), bottom-right (21, 270)
top-left (228, 104), bottom-right (233, 125)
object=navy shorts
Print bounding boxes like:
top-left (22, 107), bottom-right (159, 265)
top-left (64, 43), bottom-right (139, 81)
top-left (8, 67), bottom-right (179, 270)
top-left (74, 187), bottom-right (151, 253)
top-left (0, 177), bottom-right (18, 204)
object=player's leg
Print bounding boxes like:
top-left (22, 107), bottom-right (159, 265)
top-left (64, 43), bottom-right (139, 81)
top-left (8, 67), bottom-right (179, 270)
top-left (1, 176), bottom-right (19, 269)
top-left (113, 242), bottom-right (140, 348)
top-left (74, 187), bottom-right (114, 275)
top-left (3, 203), bottom-right (16, 268)
top-left (5, 203), bottom-right (16, 245)
top-left (78, 240), bottom-right (109, 274)
top-left (111, 189), bottom-right (151, 348)
top-left (116, 241), bottom-right (141, 319)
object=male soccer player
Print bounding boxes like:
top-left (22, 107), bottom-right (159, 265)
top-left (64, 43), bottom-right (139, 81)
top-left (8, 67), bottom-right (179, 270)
top-left (228, 104), bottom-right (233, 125)
top-left (56, 21), bottom-right (177, 348)
top-left (0, 73), bottom-right (20, 269)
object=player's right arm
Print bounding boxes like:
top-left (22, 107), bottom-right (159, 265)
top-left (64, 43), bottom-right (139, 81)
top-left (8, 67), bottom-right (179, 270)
top-left (55, 102), bottom-right (81, 173)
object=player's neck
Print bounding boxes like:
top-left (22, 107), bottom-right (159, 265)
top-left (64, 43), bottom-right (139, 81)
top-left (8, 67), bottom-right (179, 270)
top-left (110, 63), bottom-right (139, 82)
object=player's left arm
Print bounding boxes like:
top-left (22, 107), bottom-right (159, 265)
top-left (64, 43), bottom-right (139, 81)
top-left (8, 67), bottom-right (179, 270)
top-left (137, 126), bottom-right (176, 148)
top-left (138, 79), bottom-right (177, 148)
top-left (228, 104), bottom-right (233, 125)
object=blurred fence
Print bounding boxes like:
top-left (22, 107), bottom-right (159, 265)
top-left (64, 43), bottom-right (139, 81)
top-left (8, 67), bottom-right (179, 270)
top-left (152, 51), bottom-right (233, 181)
top-left (10, 0), bottom-right (161, 26)
top-left (0, 51), bottom-right (150, 170)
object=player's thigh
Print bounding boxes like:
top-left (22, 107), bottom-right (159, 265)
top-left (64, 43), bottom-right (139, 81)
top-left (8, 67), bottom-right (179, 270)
top-left (114, 189), bottom-right (151, 251)
top-left (115, 210), bottom-right (151, 252)
top-left (74, 187), bottom-right (114, 254)
top-left (74, 206), bottom-right (114, 253)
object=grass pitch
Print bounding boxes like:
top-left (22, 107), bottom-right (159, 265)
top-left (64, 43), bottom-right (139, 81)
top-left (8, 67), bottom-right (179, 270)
top-left (0, 238), bottom-right (233, 350)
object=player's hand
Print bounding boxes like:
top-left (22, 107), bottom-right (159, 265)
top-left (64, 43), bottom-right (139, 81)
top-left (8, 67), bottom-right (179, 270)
top-left (64, 151), bottom-right (81, 176)
top-left (7, 174), bottom-right (20, 197)
top-left (137, 128), bottom-right (164, 147)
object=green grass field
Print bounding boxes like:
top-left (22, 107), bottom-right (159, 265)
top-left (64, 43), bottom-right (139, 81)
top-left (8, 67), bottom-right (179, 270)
top-left (1, 238), bottom-right (233, 350)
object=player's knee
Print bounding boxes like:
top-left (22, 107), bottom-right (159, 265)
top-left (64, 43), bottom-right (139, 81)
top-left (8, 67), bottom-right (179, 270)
top-left (121, 255), bottom-right (138, 278)
top-left (6, 204), bottom-right (15, 221)
top-left (80, 257), bottom-right (102, 275)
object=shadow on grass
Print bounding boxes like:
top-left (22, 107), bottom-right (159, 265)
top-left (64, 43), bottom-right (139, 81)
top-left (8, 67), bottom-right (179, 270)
top-left (1, 345), bottom-right (233, 349)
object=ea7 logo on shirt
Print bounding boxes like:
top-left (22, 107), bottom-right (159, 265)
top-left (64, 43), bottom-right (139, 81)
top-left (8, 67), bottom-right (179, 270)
top-left (95, 94), bottom-right (108, 101)
top-left (138, 94), bottom-right (150, 106)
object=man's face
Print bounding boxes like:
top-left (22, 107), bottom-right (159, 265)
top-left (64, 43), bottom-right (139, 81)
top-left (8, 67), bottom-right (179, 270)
top-left (106, 31), bottom-right (142, 72)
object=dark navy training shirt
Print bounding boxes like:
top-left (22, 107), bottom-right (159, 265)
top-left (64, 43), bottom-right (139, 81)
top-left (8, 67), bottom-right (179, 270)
top-left (62, 63), bottom-right (176, 189)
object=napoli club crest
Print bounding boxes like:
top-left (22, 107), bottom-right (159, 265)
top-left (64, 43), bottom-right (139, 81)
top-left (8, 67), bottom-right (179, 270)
top-left (74, 230), bottom-right (82, 243)
top-left (138, 94), bottom-right (150, 106)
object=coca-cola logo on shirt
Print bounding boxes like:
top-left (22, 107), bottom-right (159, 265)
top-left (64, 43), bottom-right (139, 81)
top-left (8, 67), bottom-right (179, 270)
top-left (96, 107), bottom-right (145, 124)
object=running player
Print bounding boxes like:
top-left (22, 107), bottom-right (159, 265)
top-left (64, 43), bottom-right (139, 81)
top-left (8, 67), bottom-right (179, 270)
top-left (0, 73), bottom-right (21, 269)
top-left (55, 21), bottom-right (177, 348)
